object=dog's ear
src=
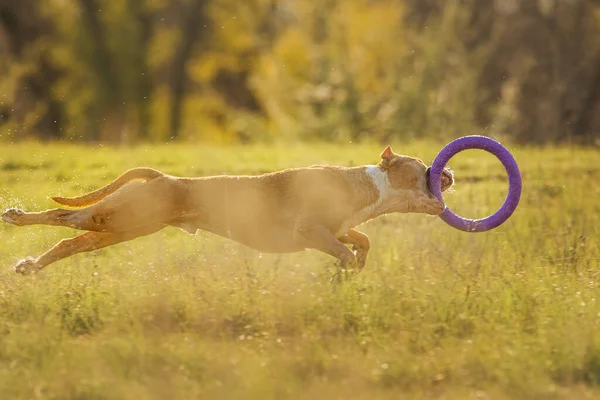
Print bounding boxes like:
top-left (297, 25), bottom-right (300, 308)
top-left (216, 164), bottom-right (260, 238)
top-left (380, 146), bottom-right (394, 160)
top-left (379, 146), bottom-right (396, 170)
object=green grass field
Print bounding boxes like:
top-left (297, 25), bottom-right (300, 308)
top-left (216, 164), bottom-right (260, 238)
top-left (0, 141), bottom-right (599, 399)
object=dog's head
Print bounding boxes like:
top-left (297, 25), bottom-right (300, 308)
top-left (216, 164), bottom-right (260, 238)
top-left (377, 145), bottom-right (454, 215)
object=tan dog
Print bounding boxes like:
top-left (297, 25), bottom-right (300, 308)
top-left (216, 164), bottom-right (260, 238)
top-left (2, 146), bottom-right (453, 274)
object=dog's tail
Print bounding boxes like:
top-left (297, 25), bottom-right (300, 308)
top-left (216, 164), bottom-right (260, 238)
top-left (51, 167), bottom-right (164, 207)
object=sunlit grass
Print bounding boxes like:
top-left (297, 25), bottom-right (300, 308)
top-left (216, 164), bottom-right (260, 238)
top-left (0, 140), bottom-right (599, 399)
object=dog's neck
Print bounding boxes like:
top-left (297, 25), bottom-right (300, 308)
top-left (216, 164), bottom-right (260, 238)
top-left (335, 165), bottom-right (402, 236)
top-left (363, 165), bottom-right (404, 215)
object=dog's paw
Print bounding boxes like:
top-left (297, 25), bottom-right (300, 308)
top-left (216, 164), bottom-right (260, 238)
top-left (2, 208), bottom-right (25, 225)
top-left (355, 250), bottom-right (368, 271)
top-left (14, 258), bottom-right (41, 275)
top-left (330, 258), bottom-right (360, 284)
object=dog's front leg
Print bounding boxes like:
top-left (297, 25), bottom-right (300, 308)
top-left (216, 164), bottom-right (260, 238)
top-left (294, 220), bottom-right (357, 269)
top-left (338, 229), bottom-right (370, 271)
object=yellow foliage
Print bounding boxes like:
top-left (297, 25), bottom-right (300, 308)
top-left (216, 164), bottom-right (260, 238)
top-left (189, 52), bottom-right (241, 83)
top-left (148, 27), bottom-right (181, 71)
top-left (208, 0), bottom-right (268, 53)
top-left (148, 86), bottom-right (171, 140)
top-left (339, 1), bottom-right (410, 97)
top-left (4, 0), bottom-right (596, 143)
top-left (271, 28), bottom-right (312, 80)
top-left (0, 61), bottom-right (27, 106)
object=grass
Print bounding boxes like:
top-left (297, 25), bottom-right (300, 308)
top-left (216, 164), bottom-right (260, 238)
top-left (0, 140), bottom-right (599, 399)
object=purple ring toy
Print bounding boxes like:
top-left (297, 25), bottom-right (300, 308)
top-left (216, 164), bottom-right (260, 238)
top-left (427, 135), bottom-right (522, 232)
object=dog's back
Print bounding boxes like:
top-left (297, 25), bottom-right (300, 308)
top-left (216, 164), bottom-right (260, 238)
top-left (175, 166), bottom-right (377, 252)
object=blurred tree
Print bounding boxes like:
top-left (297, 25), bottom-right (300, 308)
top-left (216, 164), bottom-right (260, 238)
top-left (0, 0), bottom-right (65, 140)
top-left (127, 0), bottom-right (154, 139)
top-left (169, 0), bottom-right (208, 140)
top-left (0, 0), bottom-right (600, 144)
top-left (405, 0), bottom-right (600, 144)
top-left (77, 0), bottom-right (123, 141)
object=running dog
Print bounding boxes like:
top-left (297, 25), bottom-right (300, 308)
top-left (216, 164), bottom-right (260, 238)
top-left (2, 146), bottom-right (453, 274)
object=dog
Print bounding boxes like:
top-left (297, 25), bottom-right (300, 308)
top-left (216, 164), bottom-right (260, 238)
top-left (1, 146), bottom-right (453, 274)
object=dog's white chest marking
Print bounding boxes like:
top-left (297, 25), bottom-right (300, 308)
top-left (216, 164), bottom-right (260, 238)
top-left (335, 165), bottom-right (394, 237)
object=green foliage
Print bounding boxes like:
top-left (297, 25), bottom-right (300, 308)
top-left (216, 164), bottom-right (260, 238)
top-left (2, 0), bottom-right (599, 144)
top-left (252, 1), bottom-right (479, 142)
top-left (0, 141), bottom-right (599, 398)
top-left (58, 281), bottom-right (105, 336)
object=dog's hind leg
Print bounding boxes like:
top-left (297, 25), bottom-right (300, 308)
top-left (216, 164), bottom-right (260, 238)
top-left (13, 226), bottom-right (162, 274)
top-left (1, 207), bottom-right (94, 229)
top-left (3, 178), bottom-right (178, 233)
top-left (2, 202), bottom-right (148, 233)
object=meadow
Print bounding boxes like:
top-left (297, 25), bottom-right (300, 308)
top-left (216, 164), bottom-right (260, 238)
top-left (0, 140), bottom-right (598, 399)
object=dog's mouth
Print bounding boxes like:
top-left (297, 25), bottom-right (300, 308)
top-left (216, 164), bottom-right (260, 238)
top-left (426, 167), bottom-right (454, 195)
